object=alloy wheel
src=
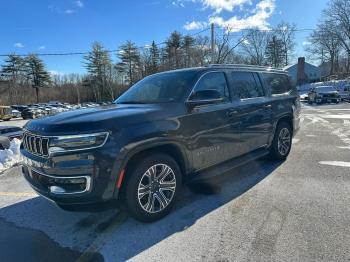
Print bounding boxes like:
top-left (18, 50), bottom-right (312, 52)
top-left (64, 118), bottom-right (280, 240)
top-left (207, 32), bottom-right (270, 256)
top-left (278, 127), bottom-right (291, 156)
top-left (137, 164), bottom-right (176, 214)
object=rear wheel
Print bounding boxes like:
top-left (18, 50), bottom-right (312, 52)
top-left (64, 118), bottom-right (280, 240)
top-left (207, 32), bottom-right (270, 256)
top-left (123, 153), bottom-right (181, 222)
top-left (269, 122), bottom-right (292, 161)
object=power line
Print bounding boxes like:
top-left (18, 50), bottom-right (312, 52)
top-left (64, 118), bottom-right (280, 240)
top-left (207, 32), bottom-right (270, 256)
top-left (0, 26), bottom-right (314, 58)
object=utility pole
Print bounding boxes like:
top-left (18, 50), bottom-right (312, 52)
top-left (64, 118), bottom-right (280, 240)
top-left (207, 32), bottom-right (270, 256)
top-left (211, 23), bottom-right (215, 64)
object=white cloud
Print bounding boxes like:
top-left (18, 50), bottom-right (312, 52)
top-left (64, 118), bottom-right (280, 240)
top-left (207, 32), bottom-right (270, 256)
top-left (38, 46), bottom-right (46, 50)
top-left (65, 9), bottom-right (74, 14)
top-left (172, 1), bottom-right (185, 7)
top-left (183, 0), bottom-right (276, 32)
top-left (184, 21), bottom-right (208, 30)
top-left (302, 41), bottom-right (311, 46)
top-left (14, 42), bottom-right (24, 48)
top-left (201, 0), bottom-right (252, 13)
top-left (75, 0), bottom-right (84, 8)
top-left (49, 70), bottom-right (65, 76)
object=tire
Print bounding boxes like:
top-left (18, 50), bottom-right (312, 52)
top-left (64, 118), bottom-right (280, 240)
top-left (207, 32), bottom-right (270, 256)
top-left (123, 153), bottom-right (182, 222)
top-left (269, 122), bottom-right (293, 161)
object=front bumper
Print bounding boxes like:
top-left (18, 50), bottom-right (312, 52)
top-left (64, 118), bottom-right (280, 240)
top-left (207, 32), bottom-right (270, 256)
top-left (21, 146), bottom-right (122, 206)
top-left (315, 97), bottom-right (341, 103)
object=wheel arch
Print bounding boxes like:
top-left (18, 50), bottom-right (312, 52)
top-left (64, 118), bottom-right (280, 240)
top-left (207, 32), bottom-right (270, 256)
top-left (269, 113), bottom-right (294, 145)
top-left (114, 141), bottom-right (190, 199)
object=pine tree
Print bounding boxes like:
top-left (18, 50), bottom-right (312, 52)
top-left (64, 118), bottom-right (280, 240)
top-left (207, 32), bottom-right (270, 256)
top-left (164, 31), bottom-right (183, 69)
top-left (83, 42), bottom-right (113, 101)
top-left (1, 54), bottom-right (26, 83)
top-left (0, 54), bottom-right (27, 104)
top-left (116, 41), bottom-right (141, 85)
top-left (149, 41), bottom-right (160, 74)
top-left (182, 35), bottom-right (195, 67)
top-left (265, 36), bottom-right (285, 68)
top-left (25, 54), bottom-right (51, 102)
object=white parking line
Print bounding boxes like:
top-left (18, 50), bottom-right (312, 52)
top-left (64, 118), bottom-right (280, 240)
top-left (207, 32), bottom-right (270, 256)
top-left (321, 114), bottom-right (350, 119)
top-left (338, 146), bottom-right (350, 149)
top-left (319, 161), bottom-right (350, 168)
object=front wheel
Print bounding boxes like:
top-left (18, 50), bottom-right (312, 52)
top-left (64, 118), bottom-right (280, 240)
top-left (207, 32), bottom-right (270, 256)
top-left (269, 122), bottom-right (293, 161)
top-left (123, 153), bottom-right (182, 222)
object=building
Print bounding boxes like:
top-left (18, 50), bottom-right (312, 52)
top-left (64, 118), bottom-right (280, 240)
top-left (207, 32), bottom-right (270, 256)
top-left (284, 57), bottom-right (321, 85)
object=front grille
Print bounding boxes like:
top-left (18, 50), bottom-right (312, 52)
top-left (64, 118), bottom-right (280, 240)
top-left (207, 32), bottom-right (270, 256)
top-left (322, 93), bottom-right (336, 98)
top-left (22, 132), bottom-right (49, 157)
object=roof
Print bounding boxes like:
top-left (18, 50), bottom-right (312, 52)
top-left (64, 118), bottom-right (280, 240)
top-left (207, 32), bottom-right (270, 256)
top-left (284, 62), bottom-right (319, 70)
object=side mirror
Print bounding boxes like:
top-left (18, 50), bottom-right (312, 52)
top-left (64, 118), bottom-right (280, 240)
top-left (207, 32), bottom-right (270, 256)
top-left (186, 89), bottom-right (224, 109)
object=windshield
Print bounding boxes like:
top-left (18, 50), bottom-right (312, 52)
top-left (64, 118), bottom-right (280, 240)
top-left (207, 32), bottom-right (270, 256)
top-left (115, 71), bottom-right (199, 104)
top-left (316, 86), bottom-right (336, 93)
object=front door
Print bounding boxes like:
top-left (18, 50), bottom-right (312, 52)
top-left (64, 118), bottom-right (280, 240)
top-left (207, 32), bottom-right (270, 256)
top-left (183, 71), bottom-right (241, 170)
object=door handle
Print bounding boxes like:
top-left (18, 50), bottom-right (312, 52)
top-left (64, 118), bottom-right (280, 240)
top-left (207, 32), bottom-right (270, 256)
top-left (226, 110), bottom-right (238, 117)
top-left (263, 104), bottom-right (272, 109)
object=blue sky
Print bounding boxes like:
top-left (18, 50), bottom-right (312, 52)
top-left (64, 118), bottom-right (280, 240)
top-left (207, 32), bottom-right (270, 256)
top-left (0, 0), bottom-right (329, 75)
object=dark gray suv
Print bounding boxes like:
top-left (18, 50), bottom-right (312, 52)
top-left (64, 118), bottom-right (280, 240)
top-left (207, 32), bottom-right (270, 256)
top-left (21, 64), bottom-right (300, 222)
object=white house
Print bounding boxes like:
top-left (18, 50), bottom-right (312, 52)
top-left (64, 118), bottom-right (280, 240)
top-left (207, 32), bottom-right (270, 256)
top-left (284, 57), bottom-right (321, 85)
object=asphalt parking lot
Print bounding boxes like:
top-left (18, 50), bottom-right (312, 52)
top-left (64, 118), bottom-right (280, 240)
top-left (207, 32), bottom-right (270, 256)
top-left (0, 103), bottom-right (349, 262)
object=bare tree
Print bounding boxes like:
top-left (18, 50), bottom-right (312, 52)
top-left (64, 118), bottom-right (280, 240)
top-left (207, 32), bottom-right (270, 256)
top-left (241, 29), bottom-right (270, 65)
top-left (306, 21), bottom-right (341, 75)
top-left (274, 22), bottom-right (296, 66)
top-left (325, 0), bottom-right (350, 72)
top-left (214, 28), bottom-right (246, 64)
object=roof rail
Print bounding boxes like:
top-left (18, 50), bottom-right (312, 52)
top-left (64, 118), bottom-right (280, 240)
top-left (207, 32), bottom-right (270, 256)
top-left (207, 64), bottom-right (284, 71)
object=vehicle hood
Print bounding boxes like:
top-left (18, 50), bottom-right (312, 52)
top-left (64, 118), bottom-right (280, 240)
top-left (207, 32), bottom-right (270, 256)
top-left (24, 103), bottom-right (182, 135)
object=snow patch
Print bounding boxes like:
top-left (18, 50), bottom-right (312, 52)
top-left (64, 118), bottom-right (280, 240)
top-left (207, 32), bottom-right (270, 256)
top-left (0, 139), bottom-right (22, 173)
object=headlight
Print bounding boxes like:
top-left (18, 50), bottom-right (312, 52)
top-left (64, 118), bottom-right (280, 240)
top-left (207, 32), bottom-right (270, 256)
top-left (49, 132), bottom-right (109, 154)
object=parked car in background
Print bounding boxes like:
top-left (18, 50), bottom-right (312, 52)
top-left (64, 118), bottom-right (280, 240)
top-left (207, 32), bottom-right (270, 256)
top-left (11, 105), bottom-right (28, 113)
top-left (11, 109), bottom-right (21, 118)
top-left (0, 106), bottom-right (12, 121)
top-left (21, 65), bottom-right (300, 222)
top-left (338, 85), bottom-right (350, 101)
top-left (0, 126), bottom-right (22, 140)
top-left (308, 86), bottom-right (341, 104)
top-left (21, 107), bottom-right (45, 119)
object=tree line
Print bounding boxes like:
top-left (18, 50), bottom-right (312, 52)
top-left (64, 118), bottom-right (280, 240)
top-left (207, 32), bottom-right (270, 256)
top-left (306, 0), bottom-right (350, 76)
top-left (0, 20), bottom-right (297, 105)
top-left (1, 0), bottom-right (349, 105)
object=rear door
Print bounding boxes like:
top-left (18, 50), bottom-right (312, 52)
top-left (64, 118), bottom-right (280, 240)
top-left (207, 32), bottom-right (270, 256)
top-left (229, 71), bottom-right (273, 155)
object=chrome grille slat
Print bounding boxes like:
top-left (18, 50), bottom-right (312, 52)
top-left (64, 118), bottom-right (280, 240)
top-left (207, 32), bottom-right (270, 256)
top-left (22, 132), bottom-right (49, 157)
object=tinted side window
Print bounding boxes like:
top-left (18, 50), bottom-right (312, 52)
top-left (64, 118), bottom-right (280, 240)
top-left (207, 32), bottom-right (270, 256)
top-left (263, 73), bottom-right (291, 95)
top-left (231, 72), bottom-right (264, 99)
top-left (191, 72), bottom-right (230, 101)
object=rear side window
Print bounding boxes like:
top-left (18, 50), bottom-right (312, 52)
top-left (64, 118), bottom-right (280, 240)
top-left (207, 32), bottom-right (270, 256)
top-left (263, 73), bottom-right (292, 95)
top-left (231, 72), bottom-right (264, 99)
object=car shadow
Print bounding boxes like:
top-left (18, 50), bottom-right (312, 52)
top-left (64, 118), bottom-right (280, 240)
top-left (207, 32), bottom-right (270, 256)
top-left (0, 159), bottom-right (282, 261)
